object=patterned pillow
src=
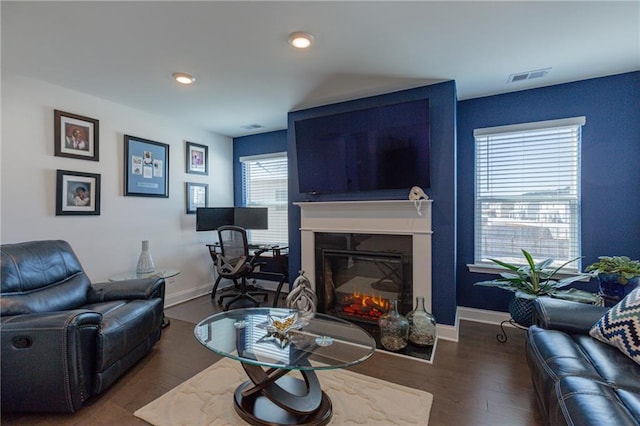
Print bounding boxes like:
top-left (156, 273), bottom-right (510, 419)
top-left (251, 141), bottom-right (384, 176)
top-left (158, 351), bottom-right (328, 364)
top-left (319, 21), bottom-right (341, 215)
top-left (590, 286), bottom-right (640, 365)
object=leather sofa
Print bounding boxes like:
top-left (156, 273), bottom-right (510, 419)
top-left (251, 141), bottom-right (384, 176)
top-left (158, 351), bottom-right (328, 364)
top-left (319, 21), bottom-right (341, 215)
top-left (0, 240), bottom-right (165, 413)
top-left (525, 297), bottom-right (640, 425)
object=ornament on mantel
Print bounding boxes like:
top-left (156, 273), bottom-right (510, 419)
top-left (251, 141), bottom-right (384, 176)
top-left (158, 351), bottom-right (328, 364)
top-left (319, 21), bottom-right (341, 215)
top-left (408, 186), bottom-right (429, 215)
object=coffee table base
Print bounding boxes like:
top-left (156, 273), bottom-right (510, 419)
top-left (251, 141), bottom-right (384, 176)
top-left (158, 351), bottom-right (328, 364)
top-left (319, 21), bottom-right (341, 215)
top-left (234, 377), bottom-right (333, 426)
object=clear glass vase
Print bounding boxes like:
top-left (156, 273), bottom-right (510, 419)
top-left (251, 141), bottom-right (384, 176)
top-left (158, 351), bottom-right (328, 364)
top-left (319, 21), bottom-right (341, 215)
top-left (378, 299), bottom-right (409, 351)
top-left (406, 296), bottom-right (436, 346)
top-left (136, 240), bottom-right (155, 276)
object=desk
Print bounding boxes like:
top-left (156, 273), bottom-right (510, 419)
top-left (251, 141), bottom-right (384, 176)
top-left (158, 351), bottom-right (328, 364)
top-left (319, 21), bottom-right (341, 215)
top-left (194, 308), bottom-right (376, 425)
top-left (207, 244), bottom-right (289, 307)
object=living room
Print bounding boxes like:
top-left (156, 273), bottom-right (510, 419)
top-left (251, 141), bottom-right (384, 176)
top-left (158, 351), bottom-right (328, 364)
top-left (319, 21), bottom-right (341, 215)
top-left (2, 1), bottom-right (639, 425)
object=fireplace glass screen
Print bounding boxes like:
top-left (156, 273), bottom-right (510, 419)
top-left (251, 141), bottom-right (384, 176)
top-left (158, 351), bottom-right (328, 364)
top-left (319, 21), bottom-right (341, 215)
top-left (320, 249), bottom-right (407, 324)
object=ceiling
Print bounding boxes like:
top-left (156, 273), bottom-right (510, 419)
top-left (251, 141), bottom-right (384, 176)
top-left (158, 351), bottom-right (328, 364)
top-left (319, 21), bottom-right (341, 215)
top-left (3, 1), bottom-right (639, 138)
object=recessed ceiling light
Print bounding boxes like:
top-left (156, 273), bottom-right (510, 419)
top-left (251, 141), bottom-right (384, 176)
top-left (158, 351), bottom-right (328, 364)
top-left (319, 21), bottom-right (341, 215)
top-left (241, 124), bottom-right (264, 130)
top-left (288, 32), bottom-right (314, 49)
top-left (172, 72), bottom-right (195, 85)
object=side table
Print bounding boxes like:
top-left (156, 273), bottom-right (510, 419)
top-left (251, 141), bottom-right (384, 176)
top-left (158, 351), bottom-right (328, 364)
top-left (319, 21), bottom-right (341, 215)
top-left (108, 268), bottom-right (181, 282)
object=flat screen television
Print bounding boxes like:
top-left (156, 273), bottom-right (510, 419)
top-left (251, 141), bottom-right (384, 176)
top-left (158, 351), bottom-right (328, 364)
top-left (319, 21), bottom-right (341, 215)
top-left (294, 98), bottom-right (430, 195)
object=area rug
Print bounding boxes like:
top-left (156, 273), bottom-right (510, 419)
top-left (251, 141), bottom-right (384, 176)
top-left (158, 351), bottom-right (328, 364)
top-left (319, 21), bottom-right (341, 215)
top-left (134, 357), bottom-right (433, 425)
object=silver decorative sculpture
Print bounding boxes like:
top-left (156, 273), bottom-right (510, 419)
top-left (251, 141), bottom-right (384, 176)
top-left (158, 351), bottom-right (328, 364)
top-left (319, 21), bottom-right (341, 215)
top-left (286, 271), bottom-right (317, 319)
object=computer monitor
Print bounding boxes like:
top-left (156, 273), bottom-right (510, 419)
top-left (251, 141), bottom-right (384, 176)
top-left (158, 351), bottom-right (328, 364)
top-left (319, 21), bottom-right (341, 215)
top-left (234, 207), bottom-right (268, 230)
top-left (196, 207), bottom-right (268, 231)
top-left (196, 207), bottom-right (234, 231)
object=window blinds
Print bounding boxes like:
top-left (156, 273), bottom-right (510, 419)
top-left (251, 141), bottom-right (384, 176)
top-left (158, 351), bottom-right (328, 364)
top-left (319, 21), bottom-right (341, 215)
top-left (473, 117), bottom-right (585, 269)
top-left (240, 153), bottom-right (288, 246)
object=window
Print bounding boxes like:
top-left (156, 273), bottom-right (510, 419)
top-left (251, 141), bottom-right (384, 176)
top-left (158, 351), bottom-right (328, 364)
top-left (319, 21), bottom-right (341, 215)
top-left (472, 117), bottom-right (585, 271)
top-left (240, 152), bottom-right (288, 246)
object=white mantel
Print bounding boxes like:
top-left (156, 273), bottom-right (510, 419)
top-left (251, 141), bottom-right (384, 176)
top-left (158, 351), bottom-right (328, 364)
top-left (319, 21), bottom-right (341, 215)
top-left (295, 200), bottom-right (433, 311)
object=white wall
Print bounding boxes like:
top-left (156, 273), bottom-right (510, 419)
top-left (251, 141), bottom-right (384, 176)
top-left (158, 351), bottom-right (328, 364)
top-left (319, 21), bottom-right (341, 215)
top-left (1, 73), bottom-right (234, 306)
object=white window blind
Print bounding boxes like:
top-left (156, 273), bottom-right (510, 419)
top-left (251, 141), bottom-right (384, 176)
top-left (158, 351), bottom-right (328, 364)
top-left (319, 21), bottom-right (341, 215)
top-left (240, 152), bottom-right (288, 246)
top-left (473, 117), bottom-right (585, 270)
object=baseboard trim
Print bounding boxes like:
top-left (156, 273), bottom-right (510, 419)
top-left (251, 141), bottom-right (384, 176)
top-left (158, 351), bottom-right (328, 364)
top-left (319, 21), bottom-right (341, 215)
top-left (165, 283), bottom-right (212, 308)
top-left (436, 323), bottom-right (459, 342)
top-left (457, 306), bottom-right (513, 326)
top-left (165, 285), bottom-right (513, 345)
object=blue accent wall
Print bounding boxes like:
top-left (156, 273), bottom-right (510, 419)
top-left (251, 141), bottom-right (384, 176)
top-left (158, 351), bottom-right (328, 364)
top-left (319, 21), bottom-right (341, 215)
top-left (288, 81), bottom-right (458, 325)
top-left (457, 71), bottom-right (640, 311)
top-left (234, 71), bottom-right (639, 323)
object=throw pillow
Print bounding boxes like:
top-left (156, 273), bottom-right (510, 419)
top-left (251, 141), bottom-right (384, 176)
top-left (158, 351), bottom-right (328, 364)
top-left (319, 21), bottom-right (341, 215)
top-left (590, 286), bottom-right (640, 365)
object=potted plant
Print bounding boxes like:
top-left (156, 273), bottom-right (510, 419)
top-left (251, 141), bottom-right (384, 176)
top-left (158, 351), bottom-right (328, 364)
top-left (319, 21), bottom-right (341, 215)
top-left (474, 249), bottom-right (601, 327)
top-left (585, 256), bottom-right (640, 303)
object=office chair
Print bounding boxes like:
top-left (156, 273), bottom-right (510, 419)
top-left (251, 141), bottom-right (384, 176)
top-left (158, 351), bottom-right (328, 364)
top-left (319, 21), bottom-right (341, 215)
top-left (213, 225), bottom-right (268, 311)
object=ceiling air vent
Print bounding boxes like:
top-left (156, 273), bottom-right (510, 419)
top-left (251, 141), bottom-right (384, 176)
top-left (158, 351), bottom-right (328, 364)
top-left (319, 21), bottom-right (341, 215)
top-left (507, 68), bottom-right (551, 83)
top-left (241, 124), bottom-right (264, 130)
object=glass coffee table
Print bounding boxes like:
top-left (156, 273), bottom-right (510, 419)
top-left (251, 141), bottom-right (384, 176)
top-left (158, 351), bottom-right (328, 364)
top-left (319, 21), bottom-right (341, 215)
top-left (194, 307), bottom-right (376, 426)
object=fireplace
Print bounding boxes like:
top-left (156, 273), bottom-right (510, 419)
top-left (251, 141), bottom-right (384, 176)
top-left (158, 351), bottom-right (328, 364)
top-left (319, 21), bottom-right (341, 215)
top-left (295, 200), bottom-right (434, 361)
top-left (321, 249), bottom-right (405, 323)
top-left (315, 233), bottom-right (413, 320)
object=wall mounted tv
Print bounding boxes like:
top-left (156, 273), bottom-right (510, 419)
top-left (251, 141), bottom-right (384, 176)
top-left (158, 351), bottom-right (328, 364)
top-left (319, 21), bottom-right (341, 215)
top-left (294, 98), bottom-right (430, 195)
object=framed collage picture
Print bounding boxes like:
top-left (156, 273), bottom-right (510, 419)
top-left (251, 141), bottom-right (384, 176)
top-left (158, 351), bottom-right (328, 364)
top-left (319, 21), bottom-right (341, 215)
top-left (186, 141), bottom-right (208, 175)
top-left (54, 110), bottom-right (99, 161)
top-left (186, 182), bottom-right (208, 214)
top-left (124, 135), bottom-right (170, 197)
top-left (56, 169), bottom-right (101, 215)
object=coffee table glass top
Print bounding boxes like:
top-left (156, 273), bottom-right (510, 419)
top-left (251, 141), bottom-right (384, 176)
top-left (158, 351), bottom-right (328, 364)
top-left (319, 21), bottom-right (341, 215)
top-left (194, 308), bottom-right (376, 371)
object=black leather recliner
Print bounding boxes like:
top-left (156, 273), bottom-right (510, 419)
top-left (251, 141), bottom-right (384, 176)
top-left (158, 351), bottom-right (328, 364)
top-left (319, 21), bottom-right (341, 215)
top-left (0, 240), bottom-right (165, 413)
top-left (525, 297), bottom-right (640, 425)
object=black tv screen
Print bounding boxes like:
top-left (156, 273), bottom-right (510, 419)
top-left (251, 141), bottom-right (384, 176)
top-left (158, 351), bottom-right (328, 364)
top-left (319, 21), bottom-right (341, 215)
top-left (294, 98), bottom-right (430, 194)
top-left (196, 207), bottom-right (268, 231)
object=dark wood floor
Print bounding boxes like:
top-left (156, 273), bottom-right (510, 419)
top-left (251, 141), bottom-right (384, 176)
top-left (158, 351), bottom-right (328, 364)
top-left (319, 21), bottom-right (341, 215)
top-left (2, 290), bottom-right (543, 425)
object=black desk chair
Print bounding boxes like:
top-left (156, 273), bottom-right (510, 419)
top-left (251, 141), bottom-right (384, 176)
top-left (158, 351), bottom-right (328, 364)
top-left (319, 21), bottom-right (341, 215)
top-left (212, 225), bottom-right (268, 311)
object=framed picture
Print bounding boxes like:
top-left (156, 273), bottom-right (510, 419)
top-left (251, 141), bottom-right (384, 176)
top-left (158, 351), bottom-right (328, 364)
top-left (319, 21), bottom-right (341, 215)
top-left (56, 170), bottom-right (101, 215)
top-left (124, 135), bottom-right (169, 197)
top-left (186, 182), bottom-right (208, 214)
top-left (186, 141), bottom-right (208, 175)
top-left (54, 110), bottom-right (99, 161)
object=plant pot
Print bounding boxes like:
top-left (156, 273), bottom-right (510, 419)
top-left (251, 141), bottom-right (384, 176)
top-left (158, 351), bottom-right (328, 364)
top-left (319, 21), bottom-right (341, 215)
top-left (597, 273), bottom-right (640, 305)
top-left (509, 296), bottom-right (535, 327)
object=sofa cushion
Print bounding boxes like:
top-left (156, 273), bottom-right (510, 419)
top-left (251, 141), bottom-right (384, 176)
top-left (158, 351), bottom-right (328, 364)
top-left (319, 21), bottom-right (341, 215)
top-left (590, 286), bottom-right (640, 365)
top-left (551, 376), bottom-right (639, 426)
top-left (577, 333), bottom-right (640, 390)
top-left (83, 299), bottom-right (163, 372)
top-left (1, 240), bottom-right (90, 315)
top-left (618, 389), bottom-right (640, 421)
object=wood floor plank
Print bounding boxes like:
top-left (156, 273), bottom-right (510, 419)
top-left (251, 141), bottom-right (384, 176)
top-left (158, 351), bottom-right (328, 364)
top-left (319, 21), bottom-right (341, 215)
top-left (1, 293), bottom-right (544, 425)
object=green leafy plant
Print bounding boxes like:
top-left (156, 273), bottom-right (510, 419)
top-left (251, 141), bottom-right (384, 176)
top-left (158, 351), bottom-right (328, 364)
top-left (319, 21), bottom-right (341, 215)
top-left (585, 256), bottom-right (640, 285)
top-left (474, 249), bottom-right (600, 303)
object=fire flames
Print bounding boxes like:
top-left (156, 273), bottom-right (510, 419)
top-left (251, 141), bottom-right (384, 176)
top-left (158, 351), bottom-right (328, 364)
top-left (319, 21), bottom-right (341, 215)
top-left (339, 291), bottom-right (390, 321)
